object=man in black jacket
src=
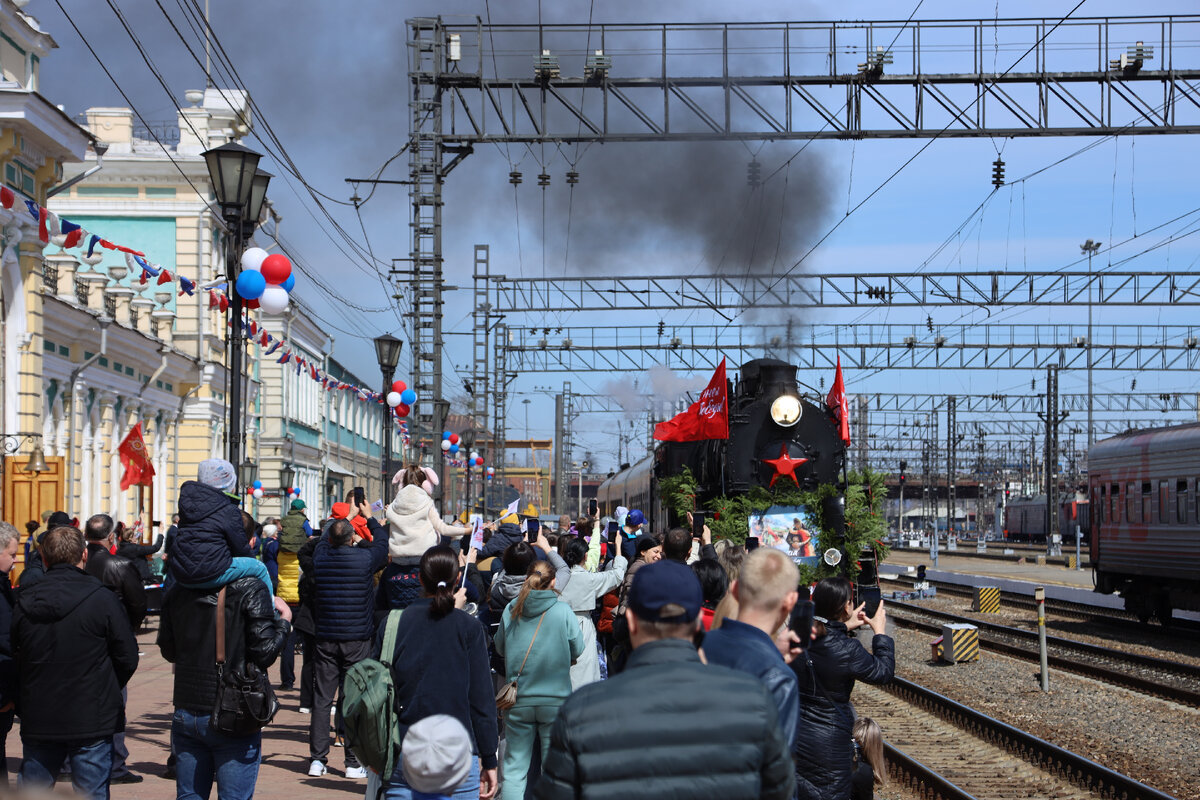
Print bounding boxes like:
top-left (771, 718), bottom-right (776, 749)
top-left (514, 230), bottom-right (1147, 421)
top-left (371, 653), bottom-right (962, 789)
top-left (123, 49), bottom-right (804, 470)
top-left (158, 512), bottom-right (291, 800)
top-left (83, 514), bottom-right (148, 785)
top-left (535, 559), bottom-right (795, 800)
top-left (307, 506), bottom-right (388, 779)
top-left (13, 526), bottom-right (139, 799)
top-left (0, 522), bottom-right (19, 786)
top-left (17, 510), bottom-right (73, 591)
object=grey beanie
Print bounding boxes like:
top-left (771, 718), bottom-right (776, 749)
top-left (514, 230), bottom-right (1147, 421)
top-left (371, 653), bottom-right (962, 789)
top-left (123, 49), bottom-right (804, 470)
top-left (197, 458), bottom-right (237, 492)
top-left (401, 714), bottom-right (472, 795)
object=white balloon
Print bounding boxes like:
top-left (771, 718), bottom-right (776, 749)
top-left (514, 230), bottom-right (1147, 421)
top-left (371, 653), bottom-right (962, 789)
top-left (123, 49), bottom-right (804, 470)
top-left (440, 439), bottom-right (452, 451)
top-left (241, 247), bottom-right (269, 272)
top-left (259, 285), bottom-right (290, 314)
top-left (253, 488), bottom-right (264, 499)
top-left (470, 452), bottom-right (479, 461)
top-left (386, 391), bottom-right (402, 408)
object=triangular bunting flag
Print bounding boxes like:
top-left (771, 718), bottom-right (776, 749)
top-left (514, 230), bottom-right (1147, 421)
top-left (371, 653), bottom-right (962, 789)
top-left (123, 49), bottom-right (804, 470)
top-left (178, 276), bottom-right (195, 296)
top-left (157, 269), bottom-right (172, 285)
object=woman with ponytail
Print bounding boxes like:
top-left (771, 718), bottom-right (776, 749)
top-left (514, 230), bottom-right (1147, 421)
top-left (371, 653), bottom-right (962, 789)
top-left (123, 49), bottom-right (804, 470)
top-left (373, 545), bottom-right (499, 799)
top-left (493, 561), bottom-right (584, 800)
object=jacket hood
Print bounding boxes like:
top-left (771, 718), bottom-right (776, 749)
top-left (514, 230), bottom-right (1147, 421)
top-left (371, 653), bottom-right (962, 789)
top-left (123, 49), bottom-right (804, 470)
top-left (16, 565), bottom-right (104, 623)
top-left (491, 571), bottom-right (525, 603)
top-left (390, 483), bottom-right (433, 516)
top-left (495, 522), bottom-right (522, 539)
top-left (179, 481), bottom-right (239, 524)
top-left (517, 589), bottom-right (559, 618)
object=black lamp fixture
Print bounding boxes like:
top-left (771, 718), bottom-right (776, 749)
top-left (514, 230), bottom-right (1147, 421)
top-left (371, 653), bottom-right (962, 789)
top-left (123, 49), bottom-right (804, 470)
top-left (203, 142), bottom-right (263, 212)
top-left (238, 460), bottom-right (257, 491)
top-left (374, 333), bottom-right (405, 496)
top-left (244, 168), bottom-right (273, 234)
top-left (280, 464), bottom-right (296, 492)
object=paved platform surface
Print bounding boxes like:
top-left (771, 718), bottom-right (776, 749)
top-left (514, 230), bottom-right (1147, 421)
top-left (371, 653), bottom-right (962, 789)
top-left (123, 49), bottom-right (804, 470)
top-left (3, 618), bottom-right (367, 799)
top-left (883, 548), bottom-right (1095, 588)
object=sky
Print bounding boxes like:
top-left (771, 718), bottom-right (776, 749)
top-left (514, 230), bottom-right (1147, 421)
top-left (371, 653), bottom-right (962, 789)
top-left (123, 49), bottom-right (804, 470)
top-left (32, 0), bottom-right (1200, 472)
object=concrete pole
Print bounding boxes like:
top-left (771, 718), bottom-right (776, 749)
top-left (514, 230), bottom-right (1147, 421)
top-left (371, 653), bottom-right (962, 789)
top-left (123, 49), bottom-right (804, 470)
top-left (1035, 586), bottom-right (1049, 691)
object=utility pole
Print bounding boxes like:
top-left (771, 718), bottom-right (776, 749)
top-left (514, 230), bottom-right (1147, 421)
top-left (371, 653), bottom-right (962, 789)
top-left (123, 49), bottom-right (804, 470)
top-left (946, 395), bottom-right (957, 542)
top-left (1038, 365), bottom-right (1067, 556)
top-left (553, 392), bottom-right (564, 515)
top-left (1081, 239), bottom-right (1101, 454)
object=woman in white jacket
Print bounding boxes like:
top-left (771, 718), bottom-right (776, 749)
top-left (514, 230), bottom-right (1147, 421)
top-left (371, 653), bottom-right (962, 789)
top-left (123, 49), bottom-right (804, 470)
top-left (378, 465), bottom-right (471, 610)
top-left (556, 522), bottom-right (627, 689)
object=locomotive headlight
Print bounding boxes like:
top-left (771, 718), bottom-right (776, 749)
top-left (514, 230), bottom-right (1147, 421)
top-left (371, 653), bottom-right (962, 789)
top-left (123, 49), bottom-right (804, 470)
top-left (770, 395), bottom-right (802, 427)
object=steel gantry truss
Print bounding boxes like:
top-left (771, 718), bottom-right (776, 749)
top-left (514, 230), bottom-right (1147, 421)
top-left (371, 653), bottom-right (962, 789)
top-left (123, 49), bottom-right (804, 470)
top-left (429, 16), bottom-right (1200, 142)
top-left (407, 14), bottom-right (1200, 473)
top-left (503, 323), bottom-right (1200, 373)
top-left (488, 270), bottom-right (1200, 314)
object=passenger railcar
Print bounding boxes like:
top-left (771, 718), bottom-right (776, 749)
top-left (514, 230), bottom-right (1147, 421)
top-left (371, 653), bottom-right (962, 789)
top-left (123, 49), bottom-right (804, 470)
top-left (1002, 495), bottom-right (1090, 544)
top-left (1088, 422), bottom-right (1200, 623)
top-left (597, 358), bottom-right (846, 531)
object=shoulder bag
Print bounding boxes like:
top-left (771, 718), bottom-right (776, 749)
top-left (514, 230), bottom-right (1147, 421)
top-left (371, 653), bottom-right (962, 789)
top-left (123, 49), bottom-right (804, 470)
top-left (495, 611), bottom-right (547, 711)
top-left (210, 586), bottom-right (280, 737)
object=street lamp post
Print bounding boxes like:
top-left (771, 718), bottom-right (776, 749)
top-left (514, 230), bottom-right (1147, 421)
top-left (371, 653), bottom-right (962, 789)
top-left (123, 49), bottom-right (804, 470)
top-left (203, 142), bottom-right (269, 481)
top-left (461, 428), bottom-right (477, 519)
top-left (374, 334), bottom-right (404, 494)
top-left (1080, 239), bottom-right (1102, 453)
top-left (280, 464), bottom-right (295, 518)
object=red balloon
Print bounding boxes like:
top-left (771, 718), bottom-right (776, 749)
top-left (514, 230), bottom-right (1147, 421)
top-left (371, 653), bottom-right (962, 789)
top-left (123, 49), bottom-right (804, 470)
top-left (396, 403), bottom-right (410, 417)
top-left (449, 433), bottom-right (460, 445)
top-left (392, 380), bottom-right (407, 394)
top-left (475, 457), bottom-right (483, 467)
top-left (244, 298), bottom-right (260, 310)
top-left (260, 254), bottom-right (292, 285)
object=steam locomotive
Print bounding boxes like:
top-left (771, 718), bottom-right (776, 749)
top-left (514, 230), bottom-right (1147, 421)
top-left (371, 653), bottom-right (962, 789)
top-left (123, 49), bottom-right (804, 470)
top-left (1088, 422), bottom-right (1200, 623)
top-left (597, 358), bottom-right (847, 530)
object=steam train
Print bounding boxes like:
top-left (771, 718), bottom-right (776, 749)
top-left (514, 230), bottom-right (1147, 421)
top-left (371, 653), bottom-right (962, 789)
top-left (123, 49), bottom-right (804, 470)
top-left (1088, 422), bottom-right (1200, 623)
top-left (1002, 495), bottom-right (1091, 544)
top-left (596, 358), bottom-right (847, 531)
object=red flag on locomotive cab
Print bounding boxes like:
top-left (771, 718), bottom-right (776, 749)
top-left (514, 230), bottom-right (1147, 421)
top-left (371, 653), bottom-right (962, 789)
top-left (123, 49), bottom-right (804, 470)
top-left (653, 358), bottom-right (729, 442)
top-left (826, 356), bottom-right (851, 446)
top-left (117, 422), bottom-right (155, 491)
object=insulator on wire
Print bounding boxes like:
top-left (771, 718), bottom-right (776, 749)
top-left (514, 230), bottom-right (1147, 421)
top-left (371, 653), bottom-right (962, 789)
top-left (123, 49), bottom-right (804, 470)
top-left (747, 159), bottom-right (762, 187)
top-left (509, 170), bottom-right (523, 185)
top-left (991, 158), bottom-right (1005, 188)
top-left (537, 172), bottom-right (551, 187)
top-left (566, 170), bottom-right (579, 185)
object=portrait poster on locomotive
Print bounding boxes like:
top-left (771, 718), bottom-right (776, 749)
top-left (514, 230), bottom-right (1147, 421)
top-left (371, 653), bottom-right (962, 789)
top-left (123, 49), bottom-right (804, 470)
top-left (750, 505), bottom-right (819, 566)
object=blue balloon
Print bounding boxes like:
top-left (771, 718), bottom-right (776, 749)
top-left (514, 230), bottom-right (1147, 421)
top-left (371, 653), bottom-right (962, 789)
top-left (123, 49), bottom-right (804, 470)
top-left (449, 444), bottom-right (459, 455)
top-left (281, 274), bottom-right (296, 292)
top-left (400, 388), bottom-right (417, 405)
top-left (236, 269), bottom-right (267, 300)
top-left (294, 488), bottom-right (301, 496)
top-left (252, 480), bottom-right (262, 489)
top-left (442, 431), bottom-right (452, 440)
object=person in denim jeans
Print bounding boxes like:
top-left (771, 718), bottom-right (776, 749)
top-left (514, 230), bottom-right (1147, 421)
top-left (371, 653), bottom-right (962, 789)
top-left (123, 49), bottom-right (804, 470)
top-left (13, 526), bottom-right (139, 800)
top-left (158, 510), bottom-right (292, 799)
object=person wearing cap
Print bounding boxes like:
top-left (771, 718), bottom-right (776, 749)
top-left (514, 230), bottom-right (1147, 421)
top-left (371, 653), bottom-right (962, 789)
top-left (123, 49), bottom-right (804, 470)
top-left (276, 497), bottom-right (312, 693)
top-left (17, 511), bottom-right (73, 590)
top-left (535, 560), bottom-right (795, 800)
top-left (400, 715), bottom-right (474, 800)
top-left (330, 498), bottom-right (372, 543)
top-left (620, 509), bottom-right (646, 562)
top-left (699, 548), bottom-right (802, 748)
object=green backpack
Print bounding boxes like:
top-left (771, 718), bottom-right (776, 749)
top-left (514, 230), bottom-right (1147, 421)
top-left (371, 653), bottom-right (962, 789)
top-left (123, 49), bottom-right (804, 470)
top-left (343, 610), bottom-right (403, 780)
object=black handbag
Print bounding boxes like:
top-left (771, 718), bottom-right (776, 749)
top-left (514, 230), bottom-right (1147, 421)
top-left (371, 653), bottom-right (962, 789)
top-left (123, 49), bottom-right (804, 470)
top-left (210, 587), bottom-right (279, 737)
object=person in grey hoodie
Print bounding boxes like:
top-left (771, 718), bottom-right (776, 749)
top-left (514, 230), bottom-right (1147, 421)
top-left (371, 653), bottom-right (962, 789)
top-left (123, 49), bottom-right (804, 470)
top-left (486, 534), bottom-right (570, 622)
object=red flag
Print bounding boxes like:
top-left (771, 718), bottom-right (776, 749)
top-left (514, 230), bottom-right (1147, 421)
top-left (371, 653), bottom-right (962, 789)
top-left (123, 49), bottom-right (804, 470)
top-left (117, 422), bottom-right (155, 491)
top-left (826, 356), bottom-right (851, 446)
top-left (653, 358), bottom-right (729, 442)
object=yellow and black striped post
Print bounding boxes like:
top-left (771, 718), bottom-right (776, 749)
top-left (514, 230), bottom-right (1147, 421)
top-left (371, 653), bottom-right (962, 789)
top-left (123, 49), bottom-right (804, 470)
top-left (940, 623), bottom-right (980, 663)
top-left (1066, 555), bottom-right (1077, 569)
top-left (972, 586), bottom-right (1001, 613)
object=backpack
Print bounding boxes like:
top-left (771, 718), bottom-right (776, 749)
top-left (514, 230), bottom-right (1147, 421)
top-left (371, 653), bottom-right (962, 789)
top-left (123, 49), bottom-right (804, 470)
top-left (343, 610), bottom-right (403, 780)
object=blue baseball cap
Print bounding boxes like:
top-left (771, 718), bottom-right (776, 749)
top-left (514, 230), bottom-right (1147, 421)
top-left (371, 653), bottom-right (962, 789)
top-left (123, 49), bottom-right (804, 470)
top-left (628, 560), bottom-right (702, 623)
top-left (628, 509), bottom-right (646, 527)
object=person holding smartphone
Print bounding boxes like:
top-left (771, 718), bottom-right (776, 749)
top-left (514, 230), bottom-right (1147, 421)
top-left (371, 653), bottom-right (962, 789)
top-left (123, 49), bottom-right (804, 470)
top-left (791, 577), bottom-right (892, 800)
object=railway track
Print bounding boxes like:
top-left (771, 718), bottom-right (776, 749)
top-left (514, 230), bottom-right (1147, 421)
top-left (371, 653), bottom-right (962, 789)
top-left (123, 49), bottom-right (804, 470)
top-left (861, 676), bottom-right (1177, 800)
top-left (881, 574), bottom-right (1200, 636)
top-left (887, 601), bottom-right (1200, 707)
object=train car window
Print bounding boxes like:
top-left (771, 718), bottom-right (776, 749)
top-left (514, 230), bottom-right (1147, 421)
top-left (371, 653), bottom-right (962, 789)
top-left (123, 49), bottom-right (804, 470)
top-left (1111, 483), bottom-right (1120, 525)
top-left (1142, 482), bottom-right (1153, 523)
top-left (1127, 482), bottom-right (1138, 523)
top-left (1094, 485), bottom-right (1104, 524)
top-left (1178, 480), bottom-right (1189, 524)
top-left (1159, 481), bottom-right (1169, 524)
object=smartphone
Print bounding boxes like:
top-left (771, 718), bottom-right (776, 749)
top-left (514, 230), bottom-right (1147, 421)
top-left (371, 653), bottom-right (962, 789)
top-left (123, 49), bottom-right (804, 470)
top-left (788, 601), bottom-right (814, 653)
top-left (525, 518), bottom-right (540, 542)
top-left (745, 536), bottom-right (760, 551)
top-left (607, 520), bottom-right (619, 538)
top-left (588, 498), bottom-right (598, 517)
top-left (859, 585), bottom-right (882, 619)
top-left (692, 511), bottom-right (705, 538)
top-left (353, 486), bottom-right (365, 507)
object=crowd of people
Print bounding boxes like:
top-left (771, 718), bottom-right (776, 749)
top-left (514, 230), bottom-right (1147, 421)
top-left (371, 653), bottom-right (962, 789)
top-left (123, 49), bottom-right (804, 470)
top-left (0, 458), bottom-right (896, 800)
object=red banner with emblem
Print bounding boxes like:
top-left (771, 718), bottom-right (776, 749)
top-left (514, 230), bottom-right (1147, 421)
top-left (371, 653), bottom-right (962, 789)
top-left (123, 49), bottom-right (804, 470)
top-left (653, 358), bottom-right (729, 442)
top-left (826, 356), bottom-right (851, 446)
top-left (118, 422), bottom-right (155, 491)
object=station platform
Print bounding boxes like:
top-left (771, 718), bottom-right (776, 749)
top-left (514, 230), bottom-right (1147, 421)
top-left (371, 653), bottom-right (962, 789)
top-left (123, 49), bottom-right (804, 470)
top-left (2, 619), bottom-right (364, 799)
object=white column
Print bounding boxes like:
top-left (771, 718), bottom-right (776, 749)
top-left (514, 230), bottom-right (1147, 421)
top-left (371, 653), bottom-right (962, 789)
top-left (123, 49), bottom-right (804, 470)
top-left (80, 388), bottom-right (93, 517)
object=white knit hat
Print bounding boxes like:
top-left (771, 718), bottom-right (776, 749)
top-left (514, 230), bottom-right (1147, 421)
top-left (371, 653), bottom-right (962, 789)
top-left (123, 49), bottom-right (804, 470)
top-left (402, 715), bottom-right (472, 795)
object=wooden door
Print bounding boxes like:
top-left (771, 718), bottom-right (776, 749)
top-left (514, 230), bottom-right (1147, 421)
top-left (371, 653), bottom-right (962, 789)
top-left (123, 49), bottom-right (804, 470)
top-left (3, 455), bottom-right (64, 582)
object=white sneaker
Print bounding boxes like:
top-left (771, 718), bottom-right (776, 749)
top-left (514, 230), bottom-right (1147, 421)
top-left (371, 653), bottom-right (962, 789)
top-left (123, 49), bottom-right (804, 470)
top-left (299, 707), bottom-right (311, 714)
top-left (345, 766), bottom-right (367, 779)
top-left (307, 760), bottom-right (327, 777)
